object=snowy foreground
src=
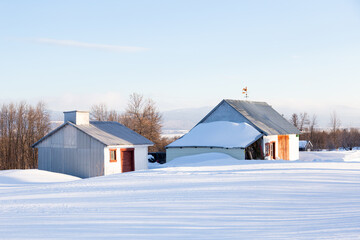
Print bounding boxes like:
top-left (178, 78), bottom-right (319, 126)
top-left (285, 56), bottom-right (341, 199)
top-left (1, 152), bottom-right (360, 239)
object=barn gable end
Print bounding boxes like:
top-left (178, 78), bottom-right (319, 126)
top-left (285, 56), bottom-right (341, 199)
top-left (199, 101), bottom-right (252, 126)
top-left (166, 99), bottom-right (300, 162)
top-left (36, 124), bottom-right (105, 178)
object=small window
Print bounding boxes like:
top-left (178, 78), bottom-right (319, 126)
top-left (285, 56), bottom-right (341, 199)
top-left (110, 149), bottom-right (117, 162)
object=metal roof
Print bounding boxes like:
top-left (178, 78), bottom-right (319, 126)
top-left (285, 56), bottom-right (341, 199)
top-left (33, 121), bottom-right (153, 147)
top-left (223, 100), bottom-right (300, 135)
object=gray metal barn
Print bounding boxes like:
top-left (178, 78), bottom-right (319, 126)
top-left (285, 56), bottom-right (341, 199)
top-left (32, 111), bottom-right (153, 178)
top-left (166, 99), bottom-right (300, 162)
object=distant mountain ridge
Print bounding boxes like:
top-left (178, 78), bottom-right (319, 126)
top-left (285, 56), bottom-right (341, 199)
top-left (162, 106), bottom-right (212, 130)
top-left (47, 104), bottom-right (360, 132)
top-left (47, 107), bottom-right (213, 131)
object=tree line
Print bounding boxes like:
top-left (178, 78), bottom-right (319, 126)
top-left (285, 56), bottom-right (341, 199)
top-left (6, 96), bottom-right (356, 170)
top-left (0, 102), bottom-right (50, 170)
top-left (91, 93), bottom-right (174, 152)
top-left (290, 112), bottom-right (360, 150)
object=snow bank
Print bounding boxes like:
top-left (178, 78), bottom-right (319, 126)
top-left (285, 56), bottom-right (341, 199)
top-left (300, 150), bottom-right (360, 162)
top-left (0, 169), bottom-right (80, 185)
top-left (164, 152), bottom-right (242, 167)
top-left (167, 121), bottom-right (262, 148)
top-left (1, 153), bottom-right (360, 239)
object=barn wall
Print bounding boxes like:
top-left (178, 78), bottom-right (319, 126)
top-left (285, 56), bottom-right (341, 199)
top-left (263, 135), bottom-right (278, 160)
top-left (262, 134), bottom-right (299, 160)
top-left (104, 145), bottom-right (149, 175)
top-left (36, 124), bottom-right (104, 178)
top-left (104, 147), bottom-right (121, 175)
top-left (166, 147), bottom-right (245, 162)
top-left (134, 146), bottom-right (148, 171)
top-left (289, 134), bottom-right (299, 160)
top-left (201, 101), bottom-right (251, 125)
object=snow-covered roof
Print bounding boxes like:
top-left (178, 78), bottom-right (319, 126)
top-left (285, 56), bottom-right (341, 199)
top-left (299, 140), bottom-right (308, 148)
top-left (167, 121), bottom-right (263, 148)
top-left (299, 140), bottom-right (313, 149)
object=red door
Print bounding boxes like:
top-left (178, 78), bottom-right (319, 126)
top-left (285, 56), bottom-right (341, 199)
top-left (121, 148), bottom-right (135, 173)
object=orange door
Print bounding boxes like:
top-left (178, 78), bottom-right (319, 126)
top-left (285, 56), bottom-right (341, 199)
top-left (121, 148), bottom-right (135, 173)
top-left (278, 135), bottom-right (289, 160)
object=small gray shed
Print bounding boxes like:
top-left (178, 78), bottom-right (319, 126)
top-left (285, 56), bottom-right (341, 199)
top-left (32, 111), bottom-right (153, 178)
top-left (299, 140), bottom-right (313, 151)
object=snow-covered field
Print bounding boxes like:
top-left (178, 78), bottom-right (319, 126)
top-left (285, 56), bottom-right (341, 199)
top-left (1, 151), bottom-right (360, 239)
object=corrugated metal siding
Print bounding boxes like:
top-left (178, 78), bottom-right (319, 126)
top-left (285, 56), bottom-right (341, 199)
top-left (36, 124), bottom-right (104, 178)
top-left (90, 138), bottom-right (104, 177)
top-left (166, 147), bottom-right (245, 162)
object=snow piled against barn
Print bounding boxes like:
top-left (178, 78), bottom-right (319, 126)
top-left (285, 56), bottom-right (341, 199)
top-left (1, 151), bottom-right (360, 239)
top-left (0, 169), bottom-right (80, 187)
top-left (300, 150), bottom-right (360, 162)
top-left (167, 121), bottom-right (263, 148)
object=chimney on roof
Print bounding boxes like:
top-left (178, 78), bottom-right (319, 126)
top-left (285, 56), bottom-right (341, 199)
top-left (64, 110), bottom-right (89, 125)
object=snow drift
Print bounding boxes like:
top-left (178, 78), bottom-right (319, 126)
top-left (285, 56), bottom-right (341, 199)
top-left (1, 151), bottom-right (360, 239)
top-left (0, 169), bottom-right (80, 186)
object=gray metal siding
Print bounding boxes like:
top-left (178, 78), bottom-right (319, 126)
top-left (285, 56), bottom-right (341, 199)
top-left (90, 138), bottom-right (104, 177)
top-left (36, 124), bottom-right (105, 178)
top-left (200, 101), bottom-right (251, 125)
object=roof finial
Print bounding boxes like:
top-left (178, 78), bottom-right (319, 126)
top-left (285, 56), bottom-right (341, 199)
top-left (242, 87), bottom-right (248, 100)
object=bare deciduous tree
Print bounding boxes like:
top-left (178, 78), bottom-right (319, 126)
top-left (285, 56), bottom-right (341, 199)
top-left (299, 112), bottom-right (310, 132)
top-left (0, 101), bottom-right (50, 170)
top-left (290, 113), bottom-right (299, 129)
top-left (90, 93), bottom-right (166, 152)
top-left (290, 112), bottom-right (310, 132)
top-left (120, 93), bottom-right (163, 152)
top-left (308, 114), bottom-right (317, 143)
top-left (329, 111), bottom-right (341, 149)
top-left (91, 103), bottom-right (110, 121)
top-left (340, 128), bottom-right (360, 150)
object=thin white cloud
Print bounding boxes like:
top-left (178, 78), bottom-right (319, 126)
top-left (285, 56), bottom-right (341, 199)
top-left (33, 38), bottom-right (148, 52)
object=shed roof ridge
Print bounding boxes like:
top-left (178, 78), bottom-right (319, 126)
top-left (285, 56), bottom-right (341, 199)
top-left (224, 99), bottom-right (268, 105)
top-left (33, 120), bottom-right (153, 148)
top-left (66, 122), bottom-right (109, 146)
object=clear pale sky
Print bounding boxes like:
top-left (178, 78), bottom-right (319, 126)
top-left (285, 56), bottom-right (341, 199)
top-left (1, 1), bottom-right (360, 127)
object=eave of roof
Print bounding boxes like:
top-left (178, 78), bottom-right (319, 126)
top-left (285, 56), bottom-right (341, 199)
top-left (224, 99), bottom-right (301, 135)
top-left (166, 121), bottom-right (263, 149)
top-left (32, 122), bottom-right (69, 148)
